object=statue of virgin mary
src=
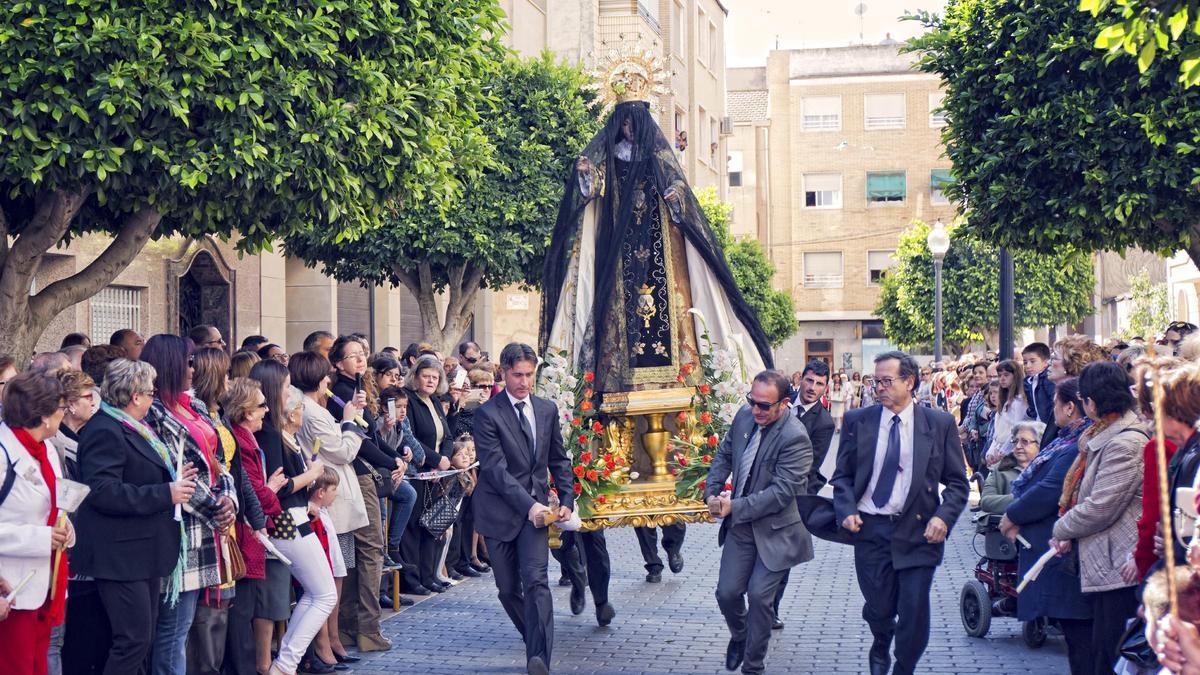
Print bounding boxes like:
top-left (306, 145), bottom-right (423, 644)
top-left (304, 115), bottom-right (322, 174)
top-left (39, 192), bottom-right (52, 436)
top-left (539, 53), bottom-right (772, 394)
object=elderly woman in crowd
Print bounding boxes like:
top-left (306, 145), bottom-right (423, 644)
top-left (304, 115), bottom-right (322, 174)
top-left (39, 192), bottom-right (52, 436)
top-left (979, 420), bottom-right (1043, 515)
top-left (324, 336), bottom-right (404, 652)
top-left (289, 351), bottom-right (371, 657)
top-left (140, 335), bottom-right (237, 674)
top-left (72, 359), bottom-right (194, 675)
top-left (0, 370), bottom-right (73, 675)
top-left (404, 354), bottom-right (457, 595)
top-left (1050, 361), bottom-right (1147, 675)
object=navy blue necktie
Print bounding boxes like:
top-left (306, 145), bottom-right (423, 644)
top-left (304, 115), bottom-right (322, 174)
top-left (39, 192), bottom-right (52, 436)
top-left (871, 415), bottom-right (902, 508)
top-left (515, 401), bottom-right (535, 463)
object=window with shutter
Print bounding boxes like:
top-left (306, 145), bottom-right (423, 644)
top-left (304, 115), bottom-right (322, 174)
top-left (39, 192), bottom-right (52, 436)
top-left (931, 169), bottom-right (953, 205)
top-left (801, 96), bottom-right (841, 131)
top-left (803, 252), bottom-right (843, 288)
top-left (928, 92), bottom-right (947, 128)
top-left (868, 250), bottom-right (896, 284)
top-left (864, 93), bottom-right (906, 130)
top-left (866, 171), bottom-right (906, 203)
top-left (803, 173), bottom-right (842, 208)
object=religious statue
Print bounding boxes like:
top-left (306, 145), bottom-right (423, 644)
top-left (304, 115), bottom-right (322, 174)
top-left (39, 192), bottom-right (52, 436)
top-left (540, 48), bottom-right (772, 394)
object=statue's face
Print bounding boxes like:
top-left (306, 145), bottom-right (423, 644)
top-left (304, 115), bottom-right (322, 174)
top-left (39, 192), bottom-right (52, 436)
top-left (621, 116), bottom-right (634, 142)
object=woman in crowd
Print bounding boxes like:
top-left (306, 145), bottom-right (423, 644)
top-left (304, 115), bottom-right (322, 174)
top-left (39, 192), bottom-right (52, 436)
top-left (71, 359), bottom-right (192, 675)
top-left (371, 354), bottom-right (418, 578)
top-left (48, 369), bottom-right (100, 674)
top-left (1051, 361), bottom-right (1146, 675)
top-left (256, 344), bottom-right (288, 366)
top-left (230, 351), bottom-right (260, 380)
top-left (404, 355), bottom-right (456, 595)
top-left (1130, 358), bottom-right (1187, 581)
top-left (979, 420), bottom-right (1042, 514)
top-left (1050, 335), bottom-right (1109, 384)
top-left (289, 351), bottom-right (373, 655)
top-left (828, 375), bottom-right (847, 433)
top-left (0, 371), bottom-right (73, 675)
top-left (985, 360), bottom-right (1028, 465)
top-left (325, 336), bottom-right (403, 652)
top-left (860, 376), bottom-right (876, 408)
top-left (1001, 378), bottom-right (1094, 674)
top-left (140, 335), bottom-right (237, 674)
top-left (848, 371), bottom-right (862, 410)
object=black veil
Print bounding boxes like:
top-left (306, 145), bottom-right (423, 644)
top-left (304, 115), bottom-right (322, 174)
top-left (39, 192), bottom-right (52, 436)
top-left (539, 101), bottom-right (774, 375)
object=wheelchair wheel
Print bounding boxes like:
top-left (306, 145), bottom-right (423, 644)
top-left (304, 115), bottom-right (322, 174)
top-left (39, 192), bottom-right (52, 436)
top-left (960, 580), bottom-right (992, 638)
top-left (1023, 618), bottom-right (1048, 648)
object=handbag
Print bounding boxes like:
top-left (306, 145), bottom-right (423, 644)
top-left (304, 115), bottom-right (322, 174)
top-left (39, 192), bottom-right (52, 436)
top-left (419, 479), bottom-right (465, 538)
top-left (220, 533), bottom-right (247, 585)
top-left (1117, 617), bottom-right (1159, 669)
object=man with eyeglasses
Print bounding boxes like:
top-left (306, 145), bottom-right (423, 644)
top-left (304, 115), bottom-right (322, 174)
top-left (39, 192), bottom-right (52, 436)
top-left (831, 350), bottom-right (968, 675)
top-left (186, 324), bottom-right (226, 352)
top-left (704, 370), bottom-right (814, 674)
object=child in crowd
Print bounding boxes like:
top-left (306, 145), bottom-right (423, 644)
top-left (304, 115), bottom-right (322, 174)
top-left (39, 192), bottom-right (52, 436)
top-left (307, 468), bottom-right (351, 670)
top-left (1021, 342), bottom-right (1055, 424)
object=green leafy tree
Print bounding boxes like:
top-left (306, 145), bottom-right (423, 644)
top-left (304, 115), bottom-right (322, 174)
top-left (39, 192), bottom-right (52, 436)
top-left (876, 221), bottom-right (1095, 355)
top-left (1118, 270), bottom-right (1171, 340)
top-left (1082, 0), bottom-right (1200, 85)
top-left (907, 1), bottom-right (1200, 269)
top-left (695, 188), bottom-right (797, 347)
top-left (0, 0), bottom-right (504, 360)
top-left (285, 53), bottom-right (602, 353)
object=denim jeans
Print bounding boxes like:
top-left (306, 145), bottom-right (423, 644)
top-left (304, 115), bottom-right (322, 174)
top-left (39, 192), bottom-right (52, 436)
top-left (383, 479), bottom-right (417, 551)
top-left (150, 588), bottom-right (199, 675)
top-left (48, 622), bottom-right (63, 675)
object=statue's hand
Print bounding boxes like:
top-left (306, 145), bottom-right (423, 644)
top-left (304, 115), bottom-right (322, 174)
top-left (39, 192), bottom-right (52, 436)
top-left (663, 187), bottom-right (679, 203)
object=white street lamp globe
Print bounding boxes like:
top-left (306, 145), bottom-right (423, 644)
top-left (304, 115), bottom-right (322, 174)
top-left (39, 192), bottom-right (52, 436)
top-left (927, 219), bottom-right (951, 259)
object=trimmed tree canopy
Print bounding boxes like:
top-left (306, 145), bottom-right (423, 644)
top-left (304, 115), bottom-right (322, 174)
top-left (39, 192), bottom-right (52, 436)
top-left (907, 0), bottom-right (1200, 268)
top-left (0, 0), bottom-right (506, 358)
top-left (876, 221), bottom-right (1094, 354)
top-left (285, 52), bottom-right (603, 352)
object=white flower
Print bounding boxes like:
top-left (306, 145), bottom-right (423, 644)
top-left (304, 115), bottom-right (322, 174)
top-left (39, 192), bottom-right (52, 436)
top-left (719, 402), bottom-right (740, 424)
top-left (563, 374), bottom-right (578, 390)
top-left (629, 471), bottom-right (640, 480)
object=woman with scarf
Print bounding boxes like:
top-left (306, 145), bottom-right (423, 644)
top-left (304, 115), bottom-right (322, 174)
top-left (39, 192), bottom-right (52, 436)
top-left (1050, 363), bottom-right (1147, 675)
top-left (140, 335), bottom-right (237, 674)
top-left (1000, 378), bottom-right (1093, 674)
top-left (0, 371), bottom-right (74, 675)
top-left (72, 359), bottom-right (194, 675)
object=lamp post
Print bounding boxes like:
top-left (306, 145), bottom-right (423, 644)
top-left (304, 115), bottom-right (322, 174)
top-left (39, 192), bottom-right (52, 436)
top-left (927, 220), bottom-right (951, 364)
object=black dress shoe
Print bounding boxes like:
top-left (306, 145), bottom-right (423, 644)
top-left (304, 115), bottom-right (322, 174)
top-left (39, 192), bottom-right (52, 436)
top-left (725, 638), bottom-right (745, 671)
top-left (772, 615), bottom-right (784, 630)
top-left (333, 654), bottom-right (360, 664)
top-left (869, 639), bottom-right (891, 675)
top-left (299, 657), bottom-right (336, 674)
top-left (448, 570), bottom-right (464, 581)
top-left (398, 595), bottom-right (414, 606)
top-left (596, 602), bottom-right (616, 627)
top-left (455, 565), bottom-right (481, 578)
top-left (426, 582), bottom-right (448, 593)
top-left (569, 582), bottom-right (586, 615)
top-left (406, 584), bottom-right (431, 596)
top-left (558, 575), bottom-right (572, 587)
top-left (645, 571), bottom-right (662, 583)
top-left (667, 550), bottom-right (684, 574)
top-left (379, 593), bottom-right (393, 609)
top-left (527, 656), bottom-right (549, 675)
top-left (470, 561), bottom-right (491, 574)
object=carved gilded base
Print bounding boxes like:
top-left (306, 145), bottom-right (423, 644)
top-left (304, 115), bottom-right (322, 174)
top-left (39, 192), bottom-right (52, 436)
top-left (579, 482), bottom-right (712, 531)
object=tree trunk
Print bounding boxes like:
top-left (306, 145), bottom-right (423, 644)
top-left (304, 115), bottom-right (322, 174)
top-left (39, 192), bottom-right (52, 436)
top-left (0, 193), bottom-right (160, 365)
top-left (393, 261), bottom-right (485, 356)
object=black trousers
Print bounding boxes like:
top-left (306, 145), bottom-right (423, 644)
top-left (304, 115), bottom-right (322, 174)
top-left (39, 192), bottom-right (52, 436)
top-left (62, 580), bottom-right (111, 675)
top-left (1057, 617), bottom-right (1096, 675)
top-left (634, 523), bottom-right (685, 574)
top-left (401, 480), bottom-right (442, 590)
top-left (222, 578), bottom-right (257, 675)
top-left (447, 494), bottom-right (475, 571)
top-left (1087, 586), bottom-right (1138, 675)
top-left (94, 577), bottom-right (160, 675)
top-left (550, 530), bottom-right (611, 606)
top-left (853, 516), bottom-right (937, 675)
top-left (486, 521), bottom-right (554, 664)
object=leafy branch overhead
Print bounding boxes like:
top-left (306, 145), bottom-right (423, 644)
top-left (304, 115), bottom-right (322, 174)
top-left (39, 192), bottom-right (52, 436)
top-left (876, 221), bottom-right (1094, 354)
top-left (1082, 0), bottom-right (1200, 85)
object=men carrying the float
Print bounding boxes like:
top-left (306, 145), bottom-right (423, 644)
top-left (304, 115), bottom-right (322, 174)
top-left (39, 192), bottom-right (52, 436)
top-left (704, 370), bottom-right (814, 674)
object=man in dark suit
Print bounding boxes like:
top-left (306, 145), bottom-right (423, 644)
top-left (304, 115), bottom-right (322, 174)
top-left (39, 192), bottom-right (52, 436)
top-left (473, 343), bottom-right (575, 675)
top-left (704, 370), bottom-right (814, 674)
top-left (831, 351), bottom-right (969, 675)
top-left (549, 529), bottom-right (616, 626)
top-left (772, 359), bottom-right (835, 629)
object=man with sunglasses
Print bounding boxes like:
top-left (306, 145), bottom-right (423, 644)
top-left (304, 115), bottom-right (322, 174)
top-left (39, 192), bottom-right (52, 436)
top-left (704, 370), bottom-right (814, 674)
top-left (458, 340), bottom-right (483, 368)
top-left (1161, 321), bottom-right (1198, 356)
top-left (831, 351), bottom-right (968, 675)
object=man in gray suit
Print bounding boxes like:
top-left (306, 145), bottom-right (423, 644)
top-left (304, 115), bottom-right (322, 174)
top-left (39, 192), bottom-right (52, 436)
top-left (474, 343), bottom-right (575, 675)
top-left (704, 370), bottom-right (814, 674)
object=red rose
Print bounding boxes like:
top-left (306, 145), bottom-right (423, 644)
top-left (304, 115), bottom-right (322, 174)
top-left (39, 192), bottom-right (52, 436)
top-left (673, 452), bottom-right (684, 463)
top-left (603, 453), bottom-right (613, 463)
top-left (574, 483), bottom-right (583, 495)
top-left (580, 451), bottom-right (592, 464)
top-left (577, 435), bottom-right (588, 444)
top-left (606, 460), bottom-right (616, 470)
top-left (572, 417), bottom-right (582, 427)
top-left (702, 454), bottom-right (712, 463)
top-left (573, 465), bottom-right (585, 478)
top-left (699, 384), bottom-right (711, 395)
top-left (584, 388), bottom-right (594, 398)
top-left (707, 435), bottom-right (719, 447)
top-left (592, 421), bottom-right (603, 432)
top-left (586, 470), bottom-right (598, 481)
top-left (676, 375), bottom-right (685, 383)
top-left (584, 372), bottom-right (595, 383)
top-left (700, 411), bottom-right (713, 424)
top-left (617, 457), bottom-right (626, 466)
top-left (669, 467), bottom-right (679, 476)
top-left (596, 495), bottom-right (606, 504)
top-left (580, 400), bottom-right (593, 412)
top-left (699, 480), bottom-right (706, 491)
top-left (603, 468), bottom-right (611, 477)
top-left (679, 456), bottom-right (689, 467)
top-left (681, 362), bottom-right (694, 375)
top-left (676, 411), bottom-right (689, 425)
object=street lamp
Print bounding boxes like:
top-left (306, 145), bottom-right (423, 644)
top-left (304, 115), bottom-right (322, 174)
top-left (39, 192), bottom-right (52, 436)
top-left (927, 220), bottom-right (951, 363)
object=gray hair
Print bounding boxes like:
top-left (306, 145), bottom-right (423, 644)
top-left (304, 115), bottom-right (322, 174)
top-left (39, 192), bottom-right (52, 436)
top-left (285, 385), bottom-right (304, 415)
top-left (101, 358), bottom-right (157, 409)
top-left (1011, 420), bottom-right (1046, 445)
top-left (405, 354), bottom-right (448, 396)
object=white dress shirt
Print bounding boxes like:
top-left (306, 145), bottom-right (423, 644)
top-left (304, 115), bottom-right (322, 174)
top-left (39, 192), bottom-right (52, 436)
top-left (506, 390), bottom-right (538, 455)
top-left (858, 401), bottom-right (916, 516)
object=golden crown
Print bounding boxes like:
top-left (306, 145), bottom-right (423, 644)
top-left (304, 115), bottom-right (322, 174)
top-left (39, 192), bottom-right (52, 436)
top-left (589, 45), bottom-right (671, 113)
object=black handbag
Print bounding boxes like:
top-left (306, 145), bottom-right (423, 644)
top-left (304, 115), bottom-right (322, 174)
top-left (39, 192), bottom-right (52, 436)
top-left (419, 479), bottom-right (465, 538)
top-left (1117, 617), bottom-right (1158, 669)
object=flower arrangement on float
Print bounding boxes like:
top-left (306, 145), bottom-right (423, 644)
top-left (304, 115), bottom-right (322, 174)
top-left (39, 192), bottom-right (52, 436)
top-left (538, 348), bottom-right (631, 517)
top-left (668, 314), bottom-right (750, 501)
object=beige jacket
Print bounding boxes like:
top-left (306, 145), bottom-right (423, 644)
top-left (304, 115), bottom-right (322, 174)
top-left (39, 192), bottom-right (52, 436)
top-left (297, 396), bottom-right (368, 534)
top-left (1052, 411), bottom-right (1147, 593)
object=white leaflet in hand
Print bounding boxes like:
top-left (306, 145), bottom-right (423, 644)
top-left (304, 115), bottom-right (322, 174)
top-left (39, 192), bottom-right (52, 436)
top-left (4, 569), bottom-right (36, 601)
top-left (1016, 547), bottom-right (1057, 593)
top-left (254, 531), bottom-right (293, 566)
top-left (555, 509), bottom-right (583, 532)
top-left (55, 478), bottom-right (91, 513)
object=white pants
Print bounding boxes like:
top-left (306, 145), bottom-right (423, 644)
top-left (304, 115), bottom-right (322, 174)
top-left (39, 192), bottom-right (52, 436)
top-left (272, 533), bottom-right (337, 672)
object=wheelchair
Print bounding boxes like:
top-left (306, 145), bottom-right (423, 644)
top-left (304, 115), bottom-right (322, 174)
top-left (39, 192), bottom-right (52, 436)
top-left (959, 511), bottom-right (1055, 648)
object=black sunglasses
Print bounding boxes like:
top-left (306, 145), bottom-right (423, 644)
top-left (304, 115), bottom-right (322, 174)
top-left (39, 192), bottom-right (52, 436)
top-left (745, 394), bottom-right (784, 411)
top-left (463, 356), bottom-right (479, 364)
